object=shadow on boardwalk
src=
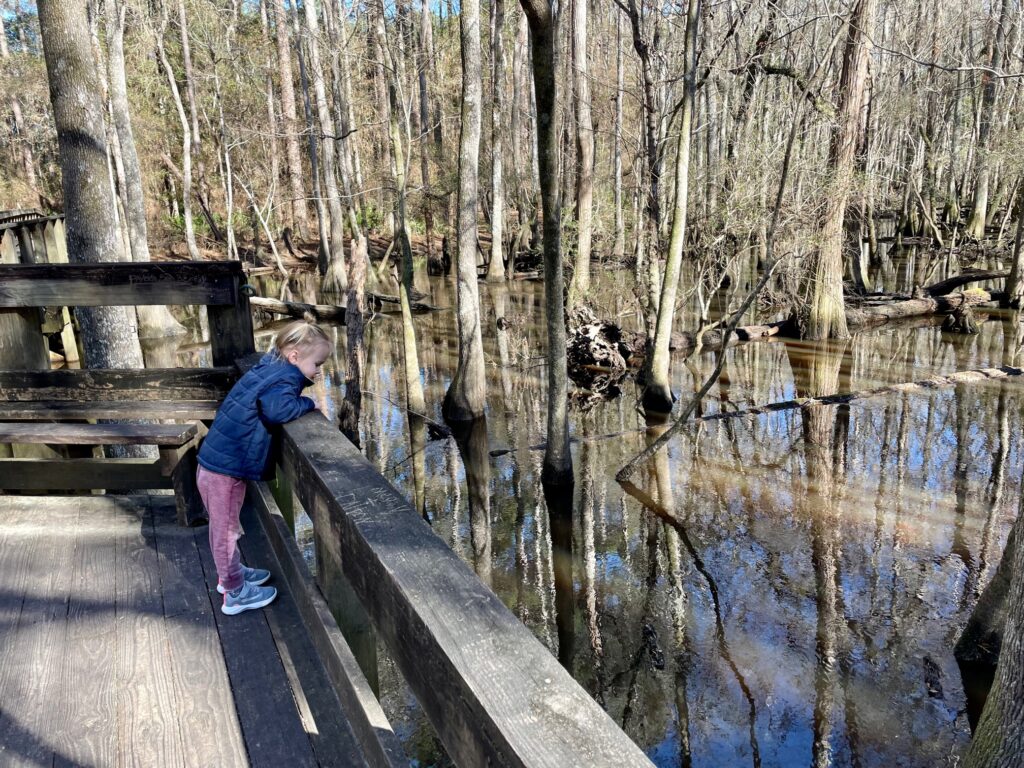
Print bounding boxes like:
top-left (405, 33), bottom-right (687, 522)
top-left (0, 493), bottom-right (365, 768)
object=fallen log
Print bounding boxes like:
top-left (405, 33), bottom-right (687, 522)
top-left (698, 365), bottom-right (1023, 422)
top-left (249, 296), bottom-right (346, 324)
top-left (925, 270), bottom-right (1008, 296)
top-left (367, 292), bottom-right (445, 314)
top-left (533, 364), bottom-right (1024, 450)
top-left (845, 289), bottom-right (993, 328)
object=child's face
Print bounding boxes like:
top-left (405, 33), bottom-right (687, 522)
top-left (286, 341), bottom-right (330, 380)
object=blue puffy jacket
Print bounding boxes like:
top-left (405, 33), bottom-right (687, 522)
top-left (198, 352), bottom-right (317, 480)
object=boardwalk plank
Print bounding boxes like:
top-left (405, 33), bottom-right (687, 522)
top-left (0, 507), bottom-right (39, 763)
top-left (151, 499), bottom-right (249, 768)
top-left (238, 501), bottom-right (367, 768)
top-left (0, 501), bottom-right (79, 767)
top-left (193, 510), bottom-right (319, 768)
top-left (50, 497), bottom-right (123, 768)
top-left (113, 500), bottom-right (187, 767)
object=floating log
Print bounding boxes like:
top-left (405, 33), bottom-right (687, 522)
top-left (698, 365), bottom-right (1023, 422)
top-left (250, 296), bottom-right (346, 324)
top-left (367, 292), bottom-right (445, 314)
top-left (925, 270), bottom-right (1009, 297)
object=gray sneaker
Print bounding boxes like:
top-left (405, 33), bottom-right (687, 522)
top-left (217, 565), bottom-right (272, 594)
top-left (222, 580), bottom-right (277, 615)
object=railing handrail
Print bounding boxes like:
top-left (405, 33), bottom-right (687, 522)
top-left (277, 413), bottom-right (655, 768)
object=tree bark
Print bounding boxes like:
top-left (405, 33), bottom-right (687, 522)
top-left (800, 0), bottom-right (876, 340)
top-left (964, 491), bottom-right (1024, 767)
top-left (302, 0), bottom-right (347, 289)
top-left (103, 0), bottom-right (183, 339)
top-left (520, 0), bottom-right (572, 485)
top-left (486, 0), bottom-right (507, 281)
top-left (443, 0), bottom-right (488, 422)
top-left (37, 0), bottom-right (146, 374)
top-left (271, 0), bottom-right (310, 238)
top-left (1008, 201), bottom-right (1024, 308)
top-left (966, 0), bottom-right (1011, 240)
top-left (612, 10), bottom-right (625, 261)
top-left (566, 0), bottom-right (593, 305)
top-left (641, 0), bottom-right (699, 415)
top-left (156, 6), bottom-right (200, 260)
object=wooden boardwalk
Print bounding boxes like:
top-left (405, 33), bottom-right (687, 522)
top-left (0, 493), bottom-right (366, 768)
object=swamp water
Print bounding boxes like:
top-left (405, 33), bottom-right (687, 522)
top-left (190, 263), bottom-right (1023, 767)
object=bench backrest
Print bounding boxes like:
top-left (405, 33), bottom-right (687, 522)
top-left (0, 261), bottom-right (255, 366)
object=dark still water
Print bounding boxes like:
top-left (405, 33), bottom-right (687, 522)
top-left (236, 266), bottom-right (1023, 767)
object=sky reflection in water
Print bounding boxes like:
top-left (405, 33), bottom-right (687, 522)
top-left (245, 267), bottom-right (1022, 768)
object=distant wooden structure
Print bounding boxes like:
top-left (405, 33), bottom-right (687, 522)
top-left (0, 260), bottom-right (654, 767)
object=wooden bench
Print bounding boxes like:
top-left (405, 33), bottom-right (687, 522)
top-left (0, 262), bottom-right (254, 526)
top-left (0, 420), bottom-right (204, 525)
top-left (0, 367), bottom-right (237, 526)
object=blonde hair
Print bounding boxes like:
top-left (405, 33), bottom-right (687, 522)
top-left (273, 318), bottom-right (330, 356)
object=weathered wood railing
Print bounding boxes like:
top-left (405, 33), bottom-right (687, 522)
top-left (0, 261), bottom-right (254, 523)
top-left (261, 412), bottom-right (654, 767)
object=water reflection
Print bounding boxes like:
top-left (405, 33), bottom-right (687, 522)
top-left (160, 263), bottom-right (1024, 767)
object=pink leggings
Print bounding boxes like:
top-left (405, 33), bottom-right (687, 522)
top-left (196, 466), bottom-right (247, 592)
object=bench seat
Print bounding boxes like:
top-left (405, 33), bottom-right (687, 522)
top-left (0, 421), bottom-right (198, 445)
top-left (0, 400), bottom-right (220, 420)
top-left (0, 420), bottom-right (206, 526)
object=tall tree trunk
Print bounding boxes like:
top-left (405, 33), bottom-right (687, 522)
top-left (641, 0), bottom-right (698, 415)
top-left (966, 0), bottom-right (1011, 240)
top-left (302, 0), bottom-right (347, 288)
top-left (378, 5), bottom-right (427, 416)
top-left (566, 0), bottom-right (594, 306)
top-left (520, 0), bottom-right (572, 486)
top-left (259, 0), bottom-right (281, 228)
top-left (800, 0), bottom-right (877, 340)
top-left (486, 0), bottom-right (507, 281)
top-left (37, 0), bottom-right (145, 372)
top-left (104, 0), bottom-right (183, 338)
top-left (622, 0), bottom-right (664, 337)
top-left (964, 491), bottom-right (1024, 768)
top-left (1007, 195), bottom-right (1024, 308)
top-left (443, 0), bottom-right (488, 422)
top-left (370, 0), bottom-right (395, 235)
top-left (612, 9), bottom-right (625, 261)
top-left (156, 5), bottom-right (200, 260)
top-left (272, 0), bottom-right (310, 239)
top-left (293, 0), bottom-right (330, 266)
top-left (418, 0), bottom-right (435, 263)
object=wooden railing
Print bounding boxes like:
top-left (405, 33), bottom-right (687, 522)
top-left (266, 413), bottom-right (655, 767)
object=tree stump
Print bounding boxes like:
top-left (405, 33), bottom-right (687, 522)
top-left (943, 304), bottom-right (980, 334)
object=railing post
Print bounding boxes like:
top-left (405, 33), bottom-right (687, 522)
top-left (208, 263), bottom-right (255, 367)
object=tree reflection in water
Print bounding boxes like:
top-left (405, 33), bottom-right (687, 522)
top-left (229, 270), bottom-right (1024, 767)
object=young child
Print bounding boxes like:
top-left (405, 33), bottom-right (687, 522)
top-left (197, 319), bottom-right (332, 615)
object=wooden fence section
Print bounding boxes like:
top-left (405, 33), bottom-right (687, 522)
top-left (276, 414), bottom-right (654, 768)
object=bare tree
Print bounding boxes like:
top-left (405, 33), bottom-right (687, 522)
top-left (443, 0), bottom-right (488, 422)
top-left (37, 0), bottom-right (145, 375)
top-left (486, 0), bottom-right (507, 281)
top-left (519, 0), bottom-right (571, 485)
top-left (799, 0), bottom-right (877, 340)
top-left (566, 0), bottom-right (594, 307)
